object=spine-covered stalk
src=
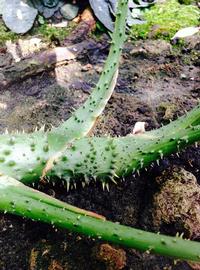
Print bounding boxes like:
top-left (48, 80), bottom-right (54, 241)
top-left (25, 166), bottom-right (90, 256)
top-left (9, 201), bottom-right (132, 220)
top-left (0, 104), bottom-right (200, 185)
top-left (0, 0), bottom-right (199, 186)
top-left (0, 0), bottom-right (129, 181)
top-left (47, 115), bottom-right (200, 186)
top-left (48, 0), bottom-right (129, 148)
top-left (0, 175), bottom-right (200, 262)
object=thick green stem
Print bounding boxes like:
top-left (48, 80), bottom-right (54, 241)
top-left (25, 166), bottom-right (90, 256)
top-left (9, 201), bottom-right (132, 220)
top-left (0, 106), bottom-right (200, 185)
top-left (0, 0), bottom-right (199, 186)
top-left (46, 118), bottom-right (200, 185)
top-left (0, 175), bottom-right (200, 262)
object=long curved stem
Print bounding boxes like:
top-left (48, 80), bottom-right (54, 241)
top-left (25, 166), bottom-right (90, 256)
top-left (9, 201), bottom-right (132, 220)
top-left (48, 0), bottom-right (129, 149)
top-left (0, 175), bottom-right (200, 262)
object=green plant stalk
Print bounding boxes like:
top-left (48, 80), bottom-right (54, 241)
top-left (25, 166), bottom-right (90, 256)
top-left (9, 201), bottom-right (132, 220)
top-left (48, 104), bottom-right (200, 185)
top-left (0, 104), bottom-right (200, 186)
top-left (0, 0), bottom-right (129, 181)
top-left (0, 0), bottom-right (121, 183)
top-left (0, 0), bottom-right (199, 186)
top-left (0, 174), bottom-right (200, 262)
top-left (48, 0), bottom-right (128, 149)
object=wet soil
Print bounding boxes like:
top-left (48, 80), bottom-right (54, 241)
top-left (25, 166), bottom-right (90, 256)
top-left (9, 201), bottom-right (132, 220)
top-left (0, 34), bottom-right (199, 269)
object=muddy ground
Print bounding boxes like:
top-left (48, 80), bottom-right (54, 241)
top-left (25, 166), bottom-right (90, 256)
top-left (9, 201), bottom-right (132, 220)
top-left (0, 32), bottom-right (200, 270)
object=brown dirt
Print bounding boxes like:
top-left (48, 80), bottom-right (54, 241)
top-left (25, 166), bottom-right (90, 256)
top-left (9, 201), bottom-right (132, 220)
top-left (0, 34), bottom-right (199, 270)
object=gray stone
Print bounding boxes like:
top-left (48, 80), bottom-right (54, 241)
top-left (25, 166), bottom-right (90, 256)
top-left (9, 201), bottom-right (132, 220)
top-left (153, 167), bottom-right (200, 238)
top-left (42, 7), bottom-right (57, 18)
top-left (130, 40), bottom-right (172, 57)
top-left (2, 0), bottom-right (38, 34)
top-left (0, 53), bottom-right (13, 68)
top-left (31, 0), bottom-right (65, 18)
top-left (41, 1), bottom-right (65, 19)
top-left (0, 0), bottom-right (5, 15)
top-left (31, 0), bottom-right (45, 13)
top-left (184, 34), bottom-right (200, 50)
top-left (60, 3), bottom-right (79, 21)
top-left (42, 0), bottom-right (59, 8)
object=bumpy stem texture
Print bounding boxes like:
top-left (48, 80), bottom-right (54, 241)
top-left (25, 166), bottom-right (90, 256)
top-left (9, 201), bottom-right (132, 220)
top-left (0, 104), bottom-right (199, 186)
top-left (48, 0), bottom-right (128, 149)
top-left (48, 102), bottom-right (200, 186)
top-left (0, 175), bottom-right (200, 262)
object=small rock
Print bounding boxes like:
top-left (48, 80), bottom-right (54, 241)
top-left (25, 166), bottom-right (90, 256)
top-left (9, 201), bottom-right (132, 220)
top-left (5, 38), bottom-right (47, 61)
top-left (153, 166), bottom-right (200, 239)
top-left (2, 0), bottom-right (38, 34)
top-left (53, 10), bottom-right (63, 20)
top-left (42, 7), bottom-right (57, 18)
top-left (0, 0), bottom-right (5, 15)
top-left (171, 26), bottom-right (199, 40)
top-left (132, 121), bottom-right (146, 135)
top-left (0, 53), bottom-right (13, 67)
top-left (93, 243), bottom-right (126, 270)
top-left (42, 2), bottom-right (64, 19)
top-left (130, 40), bottom-right (172, 58)
top-left (180, 73), bottom-right (187, 80)
top-left (60, 3), bottom-right (79, 21)
top-left (33, 0), bottom-right (65, 19)
top-left (42, 0), bottom-right (59, 8)
top-left (95, 66), bottom-right (104, 74)
top-left (81, 63), bottom-right (93, 72)
top-left (51, 21), bottom-right (68, 28)
top-left (184, 34), bottom-right (200, 51)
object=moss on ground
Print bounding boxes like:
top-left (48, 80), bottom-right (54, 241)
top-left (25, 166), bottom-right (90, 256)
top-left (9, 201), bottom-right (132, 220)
top-left (0, 18), bottom-right (75, 47)
top-left (30, 21), bottom-right (75, 42)
top-left (0, 0), bottom-right (199, 46)
top-left (0, 21), bottom-right (17, 46)
top-left (130, 0), bottom-right (199, 40)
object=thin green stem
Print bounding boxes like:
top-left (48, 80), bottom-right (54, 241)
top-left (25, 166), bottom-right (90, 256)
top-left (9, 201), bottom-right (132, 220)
top-left (48, 0), bottom-right (129, 149)
top-left (0, 175), bottom-right (200, 262)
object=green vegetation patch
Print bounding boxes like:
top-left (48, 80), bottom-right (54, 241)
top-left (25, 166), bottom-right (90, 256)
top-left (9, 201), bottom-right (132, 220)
top-left (0, 20), bottom-right (17, 46)
top-left (0, 18), bottom-right (75, 47)
top-left (130, 0), bottom-right (199, 40)
top-left (30, 17), bottom-right (76, 43)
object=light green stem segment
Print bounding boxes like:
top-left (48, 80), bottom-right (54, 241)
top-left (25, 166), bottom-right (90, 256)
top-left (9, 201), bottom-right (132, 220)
top-left (48, 0), bottom-right (129, 149)
top-left (0, 0), bottom-right (199, 186)
top-left (47, 118), bottom-right (200, 185)
top-left (0, 175), bottom-right (200, 262)
top-left (0, 103), bottom-right (200, 185)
